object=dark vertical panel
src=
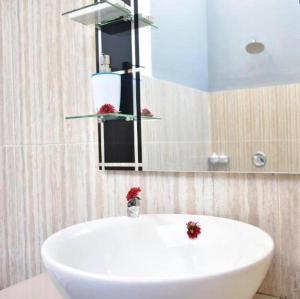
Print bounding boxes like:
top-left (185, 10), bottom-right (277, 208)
top-left (95, 28), bottom-right (100, 72)
top-left (95, 26), bottom-right (102, 164)
top-left (101, 21), bottom-right (132, 71)
top-left (120, 73), bottom-right (134, 114)
top-left (104, 121), bottom-right (135, 163)
top-left (135, 72), bottom-right (142, 164)
top-left (100, 10), bottom-right (135, 165)
top-left (133, 0), bottom-right (142, 165)
top-left (104, 73), bottom-right (135, 163)
top-left (95, 1), bottom-right (102, 165)
top-left (97, 0), bottom-right (144, 169)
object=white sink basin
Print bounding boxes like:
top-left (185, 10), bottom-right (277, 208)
top-left (41, 214), bottom-right (274, 299)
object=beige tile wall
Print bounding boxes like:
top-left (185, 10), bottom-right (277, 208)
top-left (141, 76), bottom-right (300, 173)
top-left (0, 0), bottom-right (98, 288)
top-left (0, 1), bottom-right (300, 299)
top-left (141, 76), bottom-right (211, 171)
top-left (210, 84), bottom-right (300, 172)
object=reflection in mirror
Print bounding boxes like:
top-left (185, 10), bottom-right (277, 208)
top-left (138, 0), bottom-right (300, 173)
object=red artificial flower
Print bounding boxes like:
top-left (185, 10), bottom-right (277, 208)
top-left (141, 108), bottom-right (153, 117)
top-left (126, 187), bottom-right (141, 201)
top-left (98, 104), bottom-right (116, 114)
top-left (186, 221), bottom-right (201, 239)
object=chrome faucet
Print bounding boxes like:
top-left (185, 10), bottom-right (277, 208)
top-left (126, 187), bottom-right (142, 218)
top-left (127, 198), bottom-right (141, 218)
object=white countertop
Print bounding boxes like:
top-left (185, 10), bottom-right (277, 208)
top-left (0, 274), bottom-right (62, 299)
top-left (0, 273), bottom-right (275, 299)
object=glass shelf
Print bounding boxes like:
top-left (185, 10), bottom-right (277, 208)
top-left (96, 66), bottom-right (145, 75)
top-left (95, 14), bottom-right (158, 29)
top-left (137, 15), bottom-right (158, 29)
top-left (62, 0), bottom-right (131, 26)
top-left (65, 113), bottom-right (161, 122)
top-left (62, 1), bottom-right (157, 29)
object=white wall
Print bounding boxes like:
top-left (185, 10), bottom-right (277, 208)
top-left (150, 0), bottom-right (209, 90)
top-left (147, 0), bottom-right (300, 91)
top-left (207, 0), bottom-right (300, 91)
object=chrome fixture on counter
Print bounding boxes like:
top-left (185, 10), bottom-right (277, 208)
top-left (126, 187), bottom-right (142, 218)
top-left (208, 153), bottom-right (230, 165)
top-left (127, 198), bottom-right (141, 218)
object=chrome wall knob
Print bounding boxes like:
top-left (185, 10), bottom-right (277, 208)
top-left (252, 151), bottom-right (267, 167)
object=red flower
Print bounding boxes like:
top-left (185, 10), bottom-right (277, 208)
top-left (126, 187), bottom-right (141, 201)
top-left (98, 104), bottom-right (116, 114)
top-left (141, 108), bottom-right (153, 117)
top-left (186, 221), bottom-right (201, 239)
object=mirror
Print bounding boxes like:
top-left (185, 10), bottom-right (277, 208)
top-left (138, 0), bottom-right (300, 173)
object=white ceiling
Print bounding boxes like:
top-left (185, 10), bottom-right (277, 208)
top-left (150, 0), bottom-right (300, 91)
top-left (207, 0), bottom-right (300, 91)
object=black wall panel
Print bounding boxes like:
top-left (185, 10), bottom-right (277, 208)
top-left (98, 0), bottom-right (135, 167)
top-left (97, 0), bottom-right (142, 169)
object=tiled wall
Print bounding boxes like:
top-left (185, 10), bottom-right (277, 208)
top-left (210, 84), bottom-right (300, 172)
top-left (0, 0), bottom-right (97, 288)
top-left (141, 76), bottom-right (211, 171)
top-left (141, 75), bottom-right (300, 173)
top-left (0, 1), bottom-right (300, 299)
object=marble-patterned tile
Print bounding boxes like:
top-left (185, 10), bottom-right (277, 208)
top-left (0, 0), bottom-right (96, 146)
top-left (141, 76), bottom-right (211, 172)
top-left (1, 147), bottom-right (300, 298)
top-left (34, 143), bottom-right (100, 241)
top-left (210, 173), bottom-right (282, 297)
top-left (0, 147), bottom-right (9, 289)
top-left (0, 1), bottom-right (19, 146)
top-left (1, 0), bottom-right (300, 297)
top-left (277, 175), bottom-right (300, 299)
top-left (100, 171), bottom-right (213, 217)
top-left (0, 146), bottom-right (37, 287)
top-left (0, 143), bottom-right (101, 289)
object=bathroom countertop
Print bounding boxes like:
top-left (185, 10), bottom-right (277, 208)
top-left (0, 273), bottom-right (62, 299)
top-left (0, 273), bottom-right (275, 299)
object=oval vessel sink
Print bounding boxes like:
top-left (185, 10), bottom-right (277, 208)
top-left (42, 214), bottom-right (274, 299)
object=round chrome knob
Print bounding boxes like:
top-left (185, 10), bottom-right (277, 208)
top-left (252, 151), bottom-right (267, 167)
